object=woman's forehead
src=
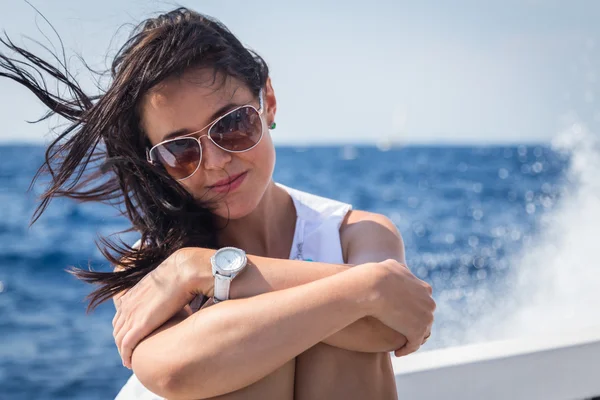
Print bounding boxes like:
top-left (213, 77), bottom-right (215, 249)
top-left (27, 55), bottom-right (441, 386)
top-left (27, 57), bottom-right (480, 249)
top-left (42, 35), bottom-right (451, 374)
top-left (148, 69), bottom-right (245, 105)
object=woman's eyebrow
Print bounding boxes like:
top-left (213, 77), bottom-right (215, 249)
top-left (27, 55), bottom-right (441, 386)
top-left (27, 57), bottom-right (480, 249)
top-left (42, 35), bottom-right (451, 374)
top-left (160, 102), bottom-right (241, 141)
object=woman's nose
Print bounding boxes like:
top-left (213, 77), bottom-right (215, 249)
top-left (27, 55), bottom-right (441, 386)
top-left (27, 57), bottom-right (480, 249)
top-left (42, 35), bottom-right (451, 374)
top-left (200, 136), bottom-right (232, 170)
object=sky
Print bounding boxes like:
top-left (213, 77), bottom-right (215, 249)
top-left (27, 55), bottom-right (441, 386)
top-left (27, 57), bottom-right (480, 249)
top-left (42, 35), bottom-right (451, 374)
top-left (0, 0), bottom-right (598, 145)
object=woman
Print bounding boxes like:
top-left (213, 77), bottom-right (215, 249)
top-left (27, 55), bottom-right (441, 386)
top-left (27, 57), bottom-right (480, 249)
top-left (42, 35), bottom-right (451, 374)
top-left (0, 8), bottom-right (435, 399)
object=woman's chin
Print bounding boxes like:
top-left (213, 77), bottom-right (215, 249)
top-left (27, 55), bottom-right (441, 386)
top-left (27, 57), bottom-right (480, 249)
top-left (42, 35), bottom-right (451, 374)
top-left (200, 174), bottom-right (272, 221)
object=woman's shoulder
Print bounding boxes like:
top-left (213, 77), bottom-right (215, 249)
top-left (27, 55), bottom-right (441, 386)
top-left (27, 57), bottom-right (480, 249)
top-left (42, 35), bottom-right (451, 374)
top-left (339, 210), bottom-right (399, 235)
top-left (339, 210), bottom-right (404, 263)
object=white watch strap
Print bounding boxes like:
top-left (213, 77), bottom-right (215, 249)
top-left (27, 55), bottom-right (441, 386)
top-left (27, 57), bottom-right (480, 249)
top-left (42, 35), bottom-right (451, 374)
top-left (214, 273), bottom-right (232, 302)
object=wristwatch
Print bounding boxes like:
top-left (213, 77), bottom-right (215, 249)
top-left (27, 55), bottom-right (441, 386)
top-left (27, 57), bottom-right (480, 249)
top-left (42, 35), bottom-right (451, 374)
top-left (210, 247), bottom-right (248, 303)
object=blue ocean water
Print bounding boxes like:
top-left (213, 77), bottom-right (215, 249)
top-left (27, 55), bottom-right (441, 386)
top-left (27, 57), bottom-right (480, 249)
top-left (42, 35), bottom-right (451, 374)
top-left (0, 144), bottom-right (570, 399)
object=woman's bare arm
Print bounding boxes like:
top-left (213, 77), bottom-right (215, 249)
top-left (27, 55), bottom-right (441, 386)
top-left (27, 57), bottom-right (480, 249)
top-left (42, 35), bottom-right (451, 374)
top-left (129, 257), bottom-right (434, 400)
top-left (324, 211), bottom-right (410, 351)
top-left (219, 262), bottom-right (406, 353)
top-left (131, 265), bottom-right (376, 399)
top-left (114, 213), bottom-right (434, 398)
top-left (209, 212), bottom-right (409, 352)
top-left (114, 212), bottom-right (410, 367)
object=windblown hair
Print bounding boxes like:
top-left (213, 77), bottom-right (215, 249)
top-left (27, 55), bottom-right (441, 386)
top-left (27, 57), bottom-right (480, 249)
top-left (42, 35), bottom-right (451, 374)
top-left (0, 8), bottom-right (270, 310)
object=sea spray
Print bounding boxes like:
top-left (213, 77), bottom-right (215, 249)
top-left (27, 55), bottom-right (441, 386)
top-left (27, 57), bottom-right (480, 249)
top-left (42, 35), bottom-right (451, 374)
top-left (461, 123), bottom-right (600, 344)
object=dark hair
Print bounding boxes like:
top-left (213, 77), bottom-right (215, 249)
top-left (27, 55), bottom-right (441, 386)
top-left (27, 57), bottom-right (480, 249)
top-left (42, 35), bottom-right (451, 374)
top-left (0, 7), bottom-right (270, 310)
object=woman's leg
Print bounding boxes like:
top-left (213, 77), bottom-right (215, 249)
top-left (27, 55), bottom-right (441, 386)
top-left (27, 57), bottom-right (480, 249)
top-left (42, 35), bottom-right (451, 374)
top-left (294, 343), bottom-right (397, 400)
top-left (200, 359), bottom-right (295, 400)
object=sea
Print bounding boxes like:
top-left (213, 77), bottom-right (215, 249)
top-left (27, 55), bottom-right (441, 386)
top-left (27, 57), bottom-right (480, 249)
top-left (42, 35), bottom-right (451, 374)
top-left (1, 132), bottom-right (599, 399)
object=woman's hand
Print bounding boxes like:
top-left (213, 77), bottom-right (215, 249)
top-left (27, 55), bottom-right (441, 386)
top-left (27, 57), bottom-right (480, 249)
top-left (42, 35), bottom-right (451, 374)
top-left (112, 248), bottom-right (213, 368)
top-left (363, 259), bottom-right (436, 357)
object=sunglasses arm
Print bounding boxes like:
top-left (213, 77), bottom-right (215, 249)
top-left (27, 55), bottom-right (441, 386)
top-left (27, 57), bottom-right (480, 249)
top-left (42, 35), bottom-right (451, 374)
top-left (146, 147), bottom-right (154, 164)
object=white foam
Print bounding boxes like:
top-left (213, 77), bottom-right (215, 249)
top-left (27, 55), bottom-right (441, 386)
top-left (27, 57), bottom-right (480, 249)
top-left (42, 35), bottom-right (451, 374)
top-left (463, 123), bottom-right (600, 344)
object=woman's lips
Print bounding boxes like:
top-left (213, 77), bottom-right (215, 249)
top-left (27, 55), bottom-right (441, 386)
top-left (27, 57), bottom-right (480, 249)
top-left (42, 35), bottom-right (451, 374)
top-left (208, 171), bottom-right (248, 193)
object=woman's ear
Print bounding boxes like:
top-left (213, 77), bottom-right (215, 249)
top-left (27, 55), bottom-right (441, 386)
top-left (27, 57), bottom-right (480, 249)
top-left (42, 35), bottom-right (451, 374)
top-left (264, 77), bottom-right (277, 128)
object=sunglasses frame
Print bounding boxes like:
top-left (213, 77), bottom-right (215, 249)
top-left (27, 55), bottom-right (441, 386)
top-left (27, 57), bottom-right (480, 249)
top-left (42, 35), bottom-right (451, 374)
top-left (147, 89), bottom-right (265, 181)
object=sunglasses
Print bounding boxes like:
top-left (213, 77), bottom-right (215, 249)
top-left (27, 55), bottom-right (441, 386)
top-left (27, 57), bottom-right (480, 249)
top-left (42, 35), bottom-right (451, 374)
top-left (146, 90), bottom-right (265, 181)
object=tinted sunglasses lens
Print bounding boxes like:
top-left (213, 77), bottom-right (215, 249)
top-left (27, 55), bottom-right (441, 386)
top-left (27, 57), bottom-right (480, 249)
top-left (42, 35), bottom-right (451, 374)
top-left (209, 106), bottom-right (262, 151)
top-left (151, 138), bottom-right (201, 180)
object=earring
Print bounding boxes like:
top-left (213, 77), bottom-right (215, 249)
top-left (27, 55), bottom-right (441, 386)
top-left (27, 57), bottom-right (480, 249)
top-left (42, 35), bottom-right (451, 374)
top-left (269, 122), bottom-right (276, 130)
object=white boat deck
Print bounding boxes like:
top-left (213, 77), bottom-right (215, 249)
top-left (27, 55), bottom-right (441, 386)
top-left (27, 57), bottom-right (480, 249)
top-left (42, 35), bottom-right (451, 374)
top-left (392, 325), bottom-right (600, 400)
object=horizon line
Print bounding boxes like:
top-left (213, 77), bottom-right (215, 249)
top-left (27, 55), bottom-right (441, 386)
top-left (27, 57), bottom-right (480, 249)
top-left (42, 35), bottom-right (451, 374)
top-left (0, 140), bottom-right (551, 148)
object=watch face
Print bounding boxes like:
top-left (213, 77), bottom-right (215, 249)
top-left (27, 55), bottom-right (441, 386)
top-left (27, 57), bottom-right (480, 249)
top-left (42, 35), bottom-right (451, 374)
top-left (215, 248), bottom-right (245, 272)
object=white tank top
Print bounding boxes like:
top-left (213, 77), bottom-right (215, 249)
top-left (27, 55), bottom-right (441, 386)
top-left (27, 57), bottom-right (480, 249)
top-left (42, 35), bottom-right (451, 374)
top-left (115, 184), bottom-right (352, 399)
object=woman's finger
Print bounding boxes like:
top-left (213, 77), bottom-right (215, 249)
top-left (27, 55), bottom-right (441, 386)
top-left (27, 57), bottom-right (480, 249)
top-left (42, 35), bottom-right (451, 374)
top-left (112, 307), bottom-right (121, 328)
top-left (112, 305), bottom-right (129, 339)
top-left (113, 314), bottom-right (127, 339)
top-left (121, 327), bottom-right (144, 369)
top-left (120, 336), bottom-right (134, 369)
top-left (394, 339), bottom-right (421, 358)
top-left (114, 320), bottom-right (129, 359)
top-left (421, 332), bottom-right (431, 345)
top-left (421, 323), bottom-right (433, 344)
